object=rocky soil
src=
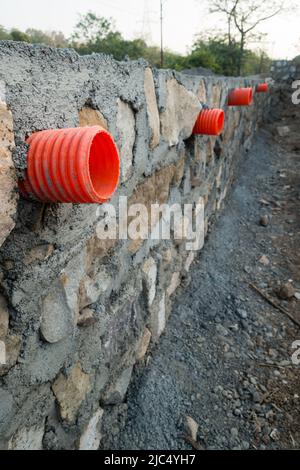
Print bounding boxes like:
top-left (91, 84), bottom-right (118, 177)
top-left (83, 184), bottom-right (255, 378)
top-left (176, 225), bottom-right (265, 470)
top-left (101, 88), bottom-right (300, 450)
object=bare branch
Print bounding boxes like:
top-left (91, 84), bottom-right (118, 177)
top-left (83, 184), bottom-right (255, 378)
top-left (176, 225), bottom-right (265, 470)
top-left (243, 7), bottom-right (284, 33)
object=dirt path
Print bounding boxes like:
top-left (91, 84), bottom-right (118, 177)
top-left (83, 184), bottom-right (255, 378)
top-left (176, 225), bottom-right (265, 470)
top-left (102, 91), bottom-right (300, 450)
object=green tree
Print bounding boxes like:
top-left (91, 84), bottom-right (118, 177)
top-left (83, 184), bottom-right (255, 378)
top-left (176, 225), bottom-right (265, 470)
top-left (0, 25), bottom-right (11, 40)
top-left (72, 11), bottom-right (113, 44)
top-left (186, 36), bottom-right (241, 75)
top-left (71, 12), bottom-right (159, 64)
top-left (209, 0), bottom-right (284, 74)
top-left (10, 29), bottom-right (31, 43)
top-left (25, 29), bottom-right (68, 48)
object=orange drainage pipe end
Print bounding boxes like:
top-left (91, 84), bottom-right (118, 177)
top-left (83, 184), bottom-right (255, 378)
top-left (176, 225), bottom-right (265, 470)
top-left (227, 87), bottom-right (253, 106)
top-left (193, 108), bottom-right (225, 136)
top-left (256, 83), bottom-right (269, 93)
top-left (18, 126), bottom-right (120, 204)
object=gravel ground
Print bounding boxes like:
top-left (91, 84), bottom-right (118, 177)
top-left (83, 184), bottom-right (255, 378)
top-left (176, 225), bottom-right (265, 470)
top-left (102, 90), bottom-right (300, 451)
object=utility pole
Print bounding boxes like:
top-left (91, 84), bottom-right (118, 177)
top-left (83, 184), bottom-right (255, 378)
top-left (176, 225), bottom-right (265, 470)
top-left (160, 0), bottom-right (164, 68)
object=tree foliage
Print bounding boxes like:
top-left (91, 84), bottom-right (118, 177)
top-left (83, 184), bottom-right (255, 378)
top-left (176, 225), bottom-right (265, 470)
top-left (209, 0), bottom-right (284, 74)
top-left (0, 10), bottom-right (273, 76)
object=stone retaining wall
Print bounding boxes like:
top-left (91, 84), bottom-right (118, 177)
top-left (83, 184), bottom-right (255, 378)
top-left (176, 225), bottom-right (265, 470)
top-left (271, 59), bottom-right (300, 83)
top-left (0, 41), bottom-right (269, 449)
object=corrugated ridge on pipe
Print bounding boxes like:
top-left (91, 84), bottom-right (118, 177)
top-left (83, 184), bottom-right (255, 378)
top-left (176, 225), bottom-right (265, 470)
top-left (227, 87), bottom-right (253, 106)
top-left (256, 83), bottom-right (269, 93)
top-left (193, 109), bottom-right (225, 136)
top-left (18, 126), bottom-right (120, 204)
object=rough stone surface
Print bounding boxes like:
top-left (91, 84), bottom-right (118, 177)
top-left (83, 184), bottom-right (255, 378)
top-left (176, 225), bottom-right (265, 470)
top-left (0, 83), bottom-right (18, 248)
top-left (8, 424), bottom-right (44, 450)
top-left (78, 107), bottom-right (108, 130)
top-left (0, 294), bottom-right (9, 339)
top-left (0, 42), bottom-right (270, 448)
top-left (276, 125), bottom-right (290, 137)
top-left (104, 89), bottom-right (299, 450)
top-left (24, 244), bottom-right (54, 265)
top-left (144, 67), bottom-right (160, 149)
top-left (142, 257), bottom-right (157, 307)
top-left (167, 272), bottom-right (181, 297)
top-left (151, 293), bottom-right (166, 340)
top-left (117, 99), bottom-right (135, 182)
top-left (0, 389), bottom-right (14, 436)
top-left (77, 307), bottom-right (97, 327)
top-left (136, 328), bottom-right (152, 360)
top-left (79, 269), bottom-right (112, 309)
top-left (0, 334), bottom-right (22, 376)
top-left (102, 366), bottom-right (133, 405)
top-left (160, 78), bottom-right (201, 146)
top-left (79, 408), bottom-right (104, 450)
top-left (40, 281), bottom-right (74, 344)
top-left (127, 165), bottom-right (175, 253)
top-left (184, 252), bottom-right (196, 272)
top-left (185, 416), bottom-right (199, 441)
top-left (52, 363), bottom-right (91, 423)
top-left (197, 80), bottom-right (207, 103)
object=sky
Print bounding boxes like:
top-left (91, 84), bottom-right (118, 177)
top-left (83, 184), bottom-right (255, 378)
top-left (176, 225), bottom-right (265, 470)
top-left (1, 0), bottom-right (299, 59)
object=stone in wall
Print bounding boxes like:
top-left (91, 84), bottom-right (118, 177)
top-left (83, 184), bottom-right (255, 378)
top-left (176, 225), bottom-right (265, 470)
top-left (160, 78), bottom-right (201, 146)
top-left (60, 249), bottom-right (88, 323)
top-left (86, 232), bottom-right (117, 272)
top-left (0, 294), bottom-right (9, 339)
top-left (0, 333), bottom-right (22, 376)
top-left (212, 84), bottom-right (222, 108)
top-left (40, 280), bottom-right (74, 344)
top-left (102, 280), bottom-right (146, 368)
top-left (136, 327), bottom-right (152, 361)
top-left (142, 257), bottom-right (157, 307)
top-left (128, 165), bottom-right (176, 254)
top-left (102, 366), bottom-right (133, 405)
top-left (8, 423), bottom-right (45, 450)
top-left (116, 99), bottom-right (135, 182)
top-left (0, 293), bottom-right (22, 376)
top-left (150, 292), bottom-right (166, 340)
top-left (52, 363), bottom-right (91, 423)
top-left (0, 81), bottom-right (18, 248)
top-left (24, 244), bottom-right (54, 265)
top-left (144, 67), bottom-right (160, 149)
top-left (222, 108), bottom-right (239, 143)
top-left (0, 388), bottom-right (14, 438)
top-left (173, 150), bottom-right (186, 187)
top-left (167, 272), bottom-right (181, 297)
top-left (78, 107), bottom-right (108, 130)
top-left (79, 269), bottom-right (112, 310)
top-left (184, 252), bottom-right (196, 272)
top-left (77, 307), bottom-right (97, 327)
top-left (79, 408), bottom-right (104, 450)
top-left (197, 80), bottom-right (207, 103)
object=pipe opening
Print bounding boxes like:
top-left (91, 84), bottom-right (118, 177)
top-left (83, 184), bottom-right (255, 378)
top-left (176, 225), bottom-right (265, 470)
top-left (88, 130), bottom-right (120, 201)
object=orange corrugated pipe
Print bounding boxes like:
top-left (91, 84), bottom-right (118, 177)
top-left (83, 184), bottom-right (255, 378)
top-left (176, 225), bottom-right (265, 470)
top-left (193, 108), bottom-right (225, 136)
top-left (228, 87), bottom-right (253, 106)
top-left (19, 126), bottom-right (120, 203)
top-left (256, 83), bottom-right (269, 93)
